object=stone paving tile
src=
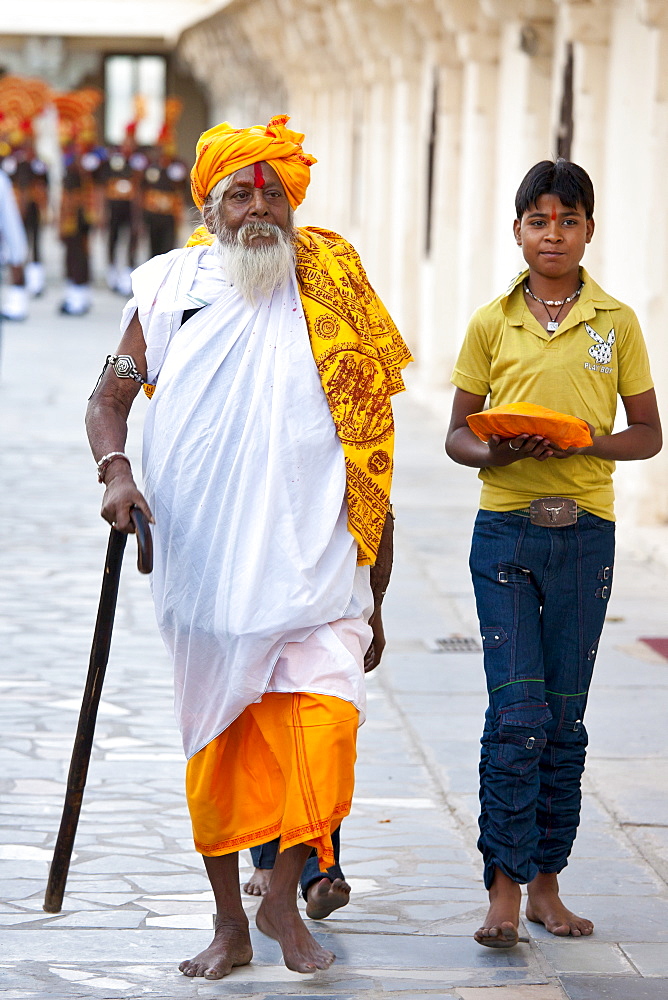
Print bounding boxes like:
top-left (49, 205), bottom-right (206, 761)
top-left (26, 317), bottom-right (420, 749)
top-left (0, 960), bottom-right (546, 1000)
top-left (560, 976), bottom-right (668, 1000)
top-left (618, 942), bottom-right (668, 976)
top-left (2, 269), bottom-right (668, 996)
top-left (457, 988), bottom-right (566, 1000)
top-left (563, 825), bottom-right (634, 860)
top-left (526, 894), bottom-right (668, 943)
top-left (536, 941), bottom-right (635, 975)
top-left (553, 857), bottom-right (664, 897)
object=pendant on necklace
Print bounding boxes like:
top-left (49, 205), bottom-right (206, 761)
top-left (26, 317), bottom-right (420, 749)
top-left (547, 321), bottom-right (559, 332)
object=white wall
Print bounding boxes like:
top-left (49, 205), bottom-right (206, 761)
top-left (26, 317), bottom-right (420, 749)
top-left (176, 0), bottom-right (668, 535)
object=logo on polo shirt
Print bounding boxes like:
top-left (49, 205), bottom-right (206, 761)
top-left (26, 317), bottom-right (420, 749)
top-left (584, 323), bottom-right (615, 374)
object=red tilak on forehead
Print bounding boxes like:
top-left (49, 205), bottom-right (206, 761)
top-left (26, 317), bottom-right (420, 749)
top-left (253, 162), bottom-right (265, 188)
top-left (551, 208), bottom-right (557, 220)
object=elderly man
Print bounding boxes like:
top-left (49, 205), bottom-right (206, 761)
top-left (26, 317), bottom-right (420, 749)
top-left (86, 116), bottom-right (411, 979)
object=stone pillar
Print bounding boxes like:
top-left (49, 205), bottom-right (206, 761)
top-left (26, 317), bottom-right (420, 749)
top-left (385, 63), bottom-right (426, 346)
top-left (554, 0), bottom-right (613, 277)
top-left (358, 76), bottom-right (394, 299)
top-left (454, 24), bottom-right (501, 341)
top-left (635, 1), bottom-right (668, 520)
top-left (420, 42), bottom-right (464, 387)
top-left (483, 2), bottom-right (556, 287)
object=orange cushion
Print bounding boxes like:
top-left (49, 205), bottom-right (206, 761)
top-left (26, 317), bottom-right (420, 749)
top-left (466, 402), bottom-right (593, 450)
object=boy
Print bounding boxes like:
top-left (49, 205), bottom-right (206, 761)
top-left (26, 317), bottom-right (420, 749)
top-left (445, 159), bottom-right (662, 948)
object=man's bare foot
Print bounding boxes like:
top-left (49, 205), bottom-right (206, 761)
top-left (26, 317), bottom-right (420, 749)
top-left (305, 877), bottom-right (351, 920)
top-left (475, 868), bottom-right (523, 949)
top-left (526, 872), bottom-right (594, 937)
top-left (179, 916), bottom-right (252, 979)
top-left (242, 868), bottom-right (272, 896)
top-left (256, 893), bottom-right (335, 972)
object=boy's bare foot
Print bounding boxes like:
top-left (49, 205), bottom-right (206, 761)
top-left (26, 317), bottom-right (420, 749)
top-left (474, 868), bottom-right (522, 948)
top-left (526, 872), bottom-right (594, 937)
top-left (256, 892), bottom-right (335, 972)
top-left (242, 868), bottom-right (272, 896)
top-left (179, 915), bottom-right (252, 979)
top-left (305, 877), bottom-right (351, 919)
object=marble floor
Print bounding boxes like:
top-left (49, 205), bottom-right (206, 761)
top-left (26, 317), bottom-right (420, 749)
top-left (1, 275), bottom-right (667, 999)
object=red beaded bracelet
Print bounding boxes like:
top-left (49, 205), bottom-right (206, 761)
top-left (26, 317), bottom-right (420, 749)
top-left (97, 452), bottom-right (131, 483)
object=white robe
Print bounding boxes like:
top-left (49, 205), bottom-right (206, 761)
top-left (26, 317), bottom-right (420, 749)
top-left (122, 246), bottom-right (372, 758)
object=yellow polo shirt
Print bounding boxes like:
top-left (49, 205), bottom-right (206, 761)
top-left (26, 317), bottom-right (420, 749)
top-left (451, 268), bottom-right (654, 520)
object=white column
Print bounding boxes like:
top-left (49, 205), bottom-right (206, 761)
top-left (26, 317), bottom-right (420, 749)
top-left (355, 76), bottom-right (393, 298)
top-left (635, 3), bottom-right (668, 521)
top-left (385, 65), bottom-right (426, 345)
top-left (455, 26), bottom-right (501, 341)
top-left (555, 0), bottom-right (613, 278)
top-left (420, 47), bottom-right (464, 387)
top-left (483, 4), bottom-right (556, 288)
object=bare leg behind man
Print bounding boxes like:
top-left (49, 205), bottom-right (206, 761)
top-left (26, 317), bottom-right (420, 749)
top-left (244, 867), bottom-right (351, 919)
top-left (244, 827), bottom-right (351, 918)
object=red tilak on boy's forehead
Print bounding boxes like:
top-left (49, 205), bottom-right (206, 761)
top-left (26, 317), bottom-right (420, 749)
top-left (551, 207), bottom-right (557, 220)
top-left (253, 162), bottom-right (265, 188)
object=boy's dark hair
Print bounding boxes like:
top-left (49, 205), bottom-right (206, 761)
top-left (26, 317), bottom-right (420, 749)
top-left (515, 159), bottom-right (595, 219)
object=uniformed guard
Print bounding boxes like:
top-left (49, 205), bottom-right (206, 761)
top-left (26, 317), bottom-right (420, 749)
top-left (141, 99), bottom-right (187, 257)
top-left (54, 89), bottom-right (104, 316)
top-left (0, 75), bottom-right (51, 317)
top-left (100, 100), bottom-right (148, 296)
top-left (3, 133), bottom-right (50, 296)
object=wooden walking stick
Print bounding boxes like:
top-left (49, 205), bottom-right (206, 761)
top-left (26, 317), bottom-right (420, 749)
top-left (44, 507), bottom-right (153, 913)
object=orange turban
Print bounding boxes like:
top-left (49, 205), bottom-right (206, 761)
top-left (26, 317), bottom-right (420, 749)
top-left (190, 114), bottom-right (317, 211)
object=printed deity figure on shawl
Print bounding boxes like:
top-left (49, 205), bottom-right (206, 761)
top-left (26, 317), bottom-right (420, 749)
top-left (86, 115), bottom-right (412, 979)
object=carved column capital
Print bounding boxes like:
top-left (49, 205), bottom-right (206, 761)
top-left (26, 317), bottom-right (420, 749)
top-left (436, 0), bottom-right (482, 35)
top-left (480, 0), bottom-right (554, 21)
top-left (554, 0), bottom-right (613, 45)
top-left (434, 32), bottom-right (463, 69)
top-left (637, 0), bottom-right (668, 30)
top-left (456, 26), bottom-right (500, 64)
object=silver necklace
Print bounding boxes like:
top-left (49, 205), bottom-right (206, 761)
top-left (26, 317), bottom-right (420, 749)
top-left (524, 281), bottom-right (584, 333)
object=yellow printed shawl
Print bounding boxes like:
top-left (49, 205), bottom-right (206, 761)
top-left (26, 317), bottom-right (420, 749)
top-left (174, 225), bottom-right (413, 564)
top-left (294, 228), bottom-right (412, 564)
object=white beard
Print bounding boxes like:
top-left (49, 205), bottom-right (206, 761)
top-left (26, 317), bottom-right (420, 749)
top-left (212, 221), bottom-right (296, 306)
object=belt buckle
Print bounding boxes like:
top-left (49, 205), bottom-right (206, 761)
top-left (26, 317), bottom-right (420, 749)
top-left (529, 496), bottom-right (578, 527)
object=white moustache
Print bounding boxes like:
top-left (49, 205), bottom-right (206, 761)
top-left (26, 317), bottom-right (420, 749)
top-left (240, 223), bottom-right (279, 245)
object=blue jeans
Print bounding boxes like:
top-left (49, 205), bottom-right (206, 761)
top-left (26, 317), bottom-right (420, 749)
top-left (249, 825), bottom-right (343, 899)
top-left (469, 509), bottom-right (615, 889)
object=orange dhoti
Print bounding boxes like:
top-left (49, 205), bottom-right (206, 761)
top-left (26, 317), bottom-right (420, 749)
top-left (185, 692), bottom-right (359, 871)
